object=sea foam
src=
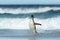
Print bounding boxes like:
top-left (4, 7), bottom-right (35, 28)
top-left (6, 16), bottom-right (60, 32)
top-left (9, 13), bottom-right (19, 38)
top-left (0, 7), bottom-right (60, 14)
top-left (0, 16), bottom-right (60, 30)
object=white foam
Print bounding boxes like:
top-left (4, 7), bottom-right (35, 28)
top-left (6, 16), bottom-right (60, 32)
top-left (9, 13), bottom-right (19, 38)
top-left (0, 7), bottom-right (60, 14)
top-left (0, 18), bottom-right (30, 29)
top-left (0, 16), bottom-right (60, 30)
top-left (35, 16), bottom-right (60, 30)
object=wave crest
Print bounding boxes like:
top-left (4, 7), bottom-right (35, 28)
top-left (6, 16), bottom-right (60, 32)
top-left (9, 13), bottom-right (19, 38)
top-left (0, 7), bottom-right (60, 14)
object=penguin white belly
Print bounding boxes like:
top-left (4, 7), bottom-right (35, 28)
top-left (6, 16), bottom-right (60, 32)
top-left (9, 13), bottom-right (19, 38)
top-left (29, 19), bottom-right (36, 34)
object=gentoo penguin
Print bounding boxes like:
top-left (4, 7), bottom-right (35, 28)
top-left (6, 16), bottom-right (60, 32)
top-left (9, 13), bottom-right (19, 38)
top-left (29, 15), bottom-right (41, 35)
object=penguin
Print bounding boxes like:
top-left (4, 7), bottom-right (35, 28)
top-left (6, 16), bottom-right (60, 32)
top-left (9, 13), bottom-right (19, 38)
top-left (29, 15), bottom-right (41, 35)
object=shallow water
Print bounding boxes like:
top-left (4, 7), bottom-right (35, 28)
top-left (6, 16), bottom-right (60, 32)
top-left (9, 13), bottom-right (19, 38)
top-left (0, 30), bottom-right (60, 40)
top-left (0, 35), bottom-right (60, 40)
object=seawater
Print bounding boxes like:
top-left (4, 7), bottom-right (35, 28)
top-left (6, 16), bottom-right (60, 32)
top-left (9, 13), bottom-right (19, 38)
top-left (0, 5), bottom-right (60, 40)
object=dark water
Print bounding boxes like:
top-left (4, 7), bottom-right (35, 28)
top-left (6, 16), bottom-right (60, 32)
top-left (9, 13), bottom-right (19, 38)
top-left (0, 5), bottom-right (60, 19)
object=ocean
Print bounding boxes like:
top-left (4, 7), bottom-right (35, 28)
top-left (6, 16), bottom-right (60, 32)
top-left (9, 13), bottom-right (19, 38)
top-left (0, 5), bottom-right (60, 40)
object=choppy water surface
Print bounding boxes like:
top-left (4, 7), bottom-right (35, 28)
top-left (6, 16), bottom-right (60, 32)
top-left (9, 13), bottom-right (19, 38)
top-left (0, 5), bottom-right (60, 40)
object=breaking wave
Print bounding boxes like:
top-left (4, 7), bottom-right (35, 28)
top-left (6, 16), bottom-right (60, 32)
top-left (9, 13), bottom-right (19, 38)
top-left (0, 16), bottom-right (60, 30)
top-left (0, 6), bottom-right (60, 30)
top-left (0, 7), bottom-right (60, 14)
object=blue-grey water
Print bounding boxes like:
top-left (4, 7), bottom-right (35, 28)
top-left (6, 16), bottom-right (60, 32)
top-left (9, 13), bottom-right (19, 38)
top-left (0, 29), bottom-right (60, 40)
top-left (0, 5), bottom-right (60, 40)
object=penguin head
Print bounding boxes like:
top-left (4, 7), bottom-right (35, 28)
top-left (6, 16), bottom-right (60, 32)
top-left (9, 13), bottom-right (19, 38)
top-left (31, 15), bottom-right (34, 18)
